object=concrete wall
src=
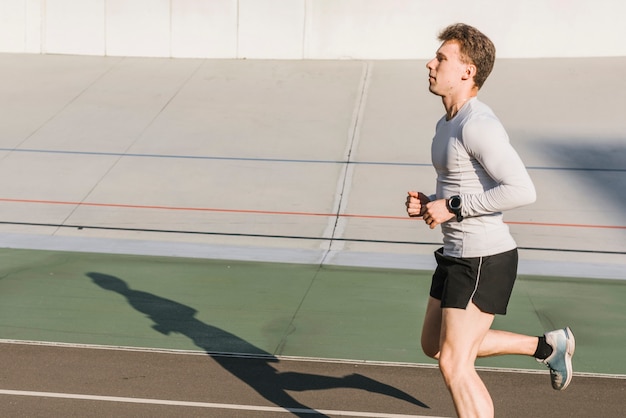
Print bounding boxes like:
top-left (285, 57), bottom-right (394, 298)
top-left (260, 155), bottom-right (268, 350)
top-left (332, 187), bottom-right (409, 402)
top-left (1, 0), bottom-right (625, 59)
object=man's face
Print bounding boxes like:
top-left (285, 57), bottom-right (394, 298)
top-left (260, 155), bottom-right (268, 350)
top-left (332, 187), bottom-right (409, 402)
top-left (426, 41), bottom-right (470, 97)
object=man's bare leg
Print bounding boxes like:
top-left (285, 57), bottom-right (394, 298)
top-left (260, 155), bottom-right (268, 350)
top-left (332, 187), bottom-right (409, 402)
top-left (438, 302), bottom-right (496, 418)
top-left (480, 328), bottom-right (538, 357)
top-left (421, 297), bottom-right (538, 360)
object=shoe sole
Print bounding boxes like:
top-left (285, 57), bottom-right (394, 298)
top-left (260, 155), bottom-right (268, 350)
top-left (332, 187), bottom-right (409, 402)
top-left (561, 326), bottom-right (575, 390)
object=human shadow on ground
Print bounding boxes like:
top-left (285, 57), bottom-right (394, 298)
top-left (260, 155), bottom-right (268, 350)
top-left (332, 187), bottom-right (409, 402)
top-left (87, 272), bottom-right (428, 417)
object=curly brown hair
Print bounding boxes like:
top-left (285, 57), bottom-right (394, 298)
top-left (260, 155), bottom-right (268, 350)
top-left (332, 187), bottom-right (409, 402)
top-left (438, 23), bottom-right (496, 89)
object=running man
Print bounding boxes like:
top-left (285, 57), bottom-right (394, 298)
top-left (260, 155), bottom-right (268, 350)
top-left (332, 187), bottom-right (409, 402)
top-left (405, 23), bottom-right (575, 417)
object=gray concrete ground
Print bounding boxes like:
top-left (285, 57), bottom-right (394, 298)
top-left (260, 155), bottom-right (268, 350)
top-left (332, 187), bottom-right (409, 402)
top-left (0, 53), bottom-right (624, 278)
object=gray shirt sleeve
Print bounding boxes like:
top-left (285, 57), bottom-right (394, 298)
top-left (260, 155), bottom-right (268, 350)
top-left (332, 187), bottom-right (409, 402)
top-left (460, 115), bottom-right (536, 218)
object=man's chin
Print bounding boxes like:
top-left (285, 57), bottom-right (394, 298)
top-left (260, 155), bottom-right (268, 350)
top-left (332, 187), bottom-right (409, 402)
top-left (428, 85), bottom-right (441, 96)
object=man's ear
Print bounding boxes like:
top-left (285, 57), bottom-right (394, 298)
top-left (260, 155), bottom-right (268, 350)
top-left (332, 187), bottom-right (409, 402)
top-left (462, 64), bottom-right (477, 81)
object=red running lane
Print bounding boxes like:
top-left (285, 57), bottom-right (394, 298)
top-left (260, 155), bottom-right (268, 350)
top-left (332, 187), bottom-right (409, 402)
top-left (0, 197), bottom-right (624, 230)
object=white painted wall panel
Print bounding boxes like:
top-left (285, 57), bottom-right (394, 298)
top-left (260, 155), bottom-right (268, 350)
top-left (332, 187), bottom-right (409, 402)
top-left (105, 0), bottom-right (170, 57)
top-left (171, 0), bottom-right (238, 58)
top-left (0, 0), bottom-right (28, 52)
top-left (489, 0), bottom-right (626, 58)
top-left (1, 0), bottom-right (625, 58)
top-left (44, 0), bottom-right (105, 55)
top-left (238, 0), bottom-right (306, 59)
top-left (305, 0), bottom-right (434, 59)
top-left (24, 0), bottom-right (43, 53)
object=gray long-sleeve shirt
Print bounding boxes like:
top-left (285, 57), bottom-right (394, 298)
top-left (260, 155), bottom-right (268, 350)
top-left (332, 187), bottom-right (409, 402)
top-left (430, 97), bottom-right (536, 258)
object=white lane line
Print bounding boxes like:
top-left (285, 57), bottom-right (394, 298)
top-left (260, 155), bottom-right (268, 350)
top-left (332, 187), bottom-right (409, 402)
top-left (0, 389), bottom-right (448, 418)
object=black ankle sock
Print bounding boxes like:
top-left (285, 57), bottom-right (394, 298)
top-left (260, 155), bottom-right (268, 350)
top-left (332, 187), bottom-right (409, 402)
top-left (533, 336), bottom-right (553, 360)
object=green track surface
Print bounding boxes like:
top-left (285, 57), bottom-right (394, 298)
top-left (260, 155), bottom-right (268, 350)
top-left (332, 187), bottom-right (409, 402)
top-left (0, 248), bottom-right (623, 375)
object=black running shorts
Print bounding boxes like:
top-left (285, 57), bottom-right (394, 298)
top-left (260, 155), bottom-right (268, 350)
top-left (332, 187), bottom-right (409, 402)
top-left (429, 247), bottom-right (518, 315)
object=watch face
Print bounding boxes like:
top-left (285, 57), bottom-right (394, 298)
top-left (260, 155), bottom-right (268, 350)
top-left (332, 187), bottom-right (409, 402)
top-left (450, 196), bottom-right (461, 209)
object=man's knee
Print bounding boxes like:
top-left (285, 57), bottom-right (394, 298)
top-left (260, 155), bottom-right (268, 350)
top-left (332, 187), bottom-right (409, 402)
top-left (438, 348), bottom-right (470, 384)
top-left (438, 352), bottom-right (454, 378)
top-left (438, 358), bottom-right (461, 389)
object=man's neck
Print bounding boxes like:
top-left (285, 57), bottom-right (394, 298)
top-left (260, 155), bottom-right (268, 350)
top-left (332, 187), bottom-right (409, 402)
top-left (443, 94), bottom-right (476, 120)
top-left (442, 90), bottom-right (478, 120)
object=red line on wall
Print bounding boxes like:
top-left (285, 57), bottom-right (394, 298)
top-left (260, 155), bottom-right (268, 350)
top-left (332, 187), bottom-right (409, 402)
top-left (0, 197), bottom-right (624, 230)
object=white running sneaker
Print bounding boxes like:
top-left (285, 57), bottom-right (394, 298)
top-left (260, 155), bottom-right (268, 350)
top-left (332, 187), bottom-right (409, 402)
top-left (539, 327), bottom-right (575, 390)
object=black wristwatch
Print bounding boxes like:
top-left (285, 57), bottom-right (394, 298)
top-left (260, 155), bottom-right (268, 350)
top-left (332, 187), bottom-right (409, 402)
top-left (448, 195), bottom-right (464, 222)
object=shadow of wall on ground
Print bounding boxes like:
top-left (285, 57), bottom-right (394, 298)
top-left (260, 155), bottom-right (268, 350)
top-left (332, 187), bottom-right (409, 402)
top-left (537, 138), bottom-right (626, 211)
